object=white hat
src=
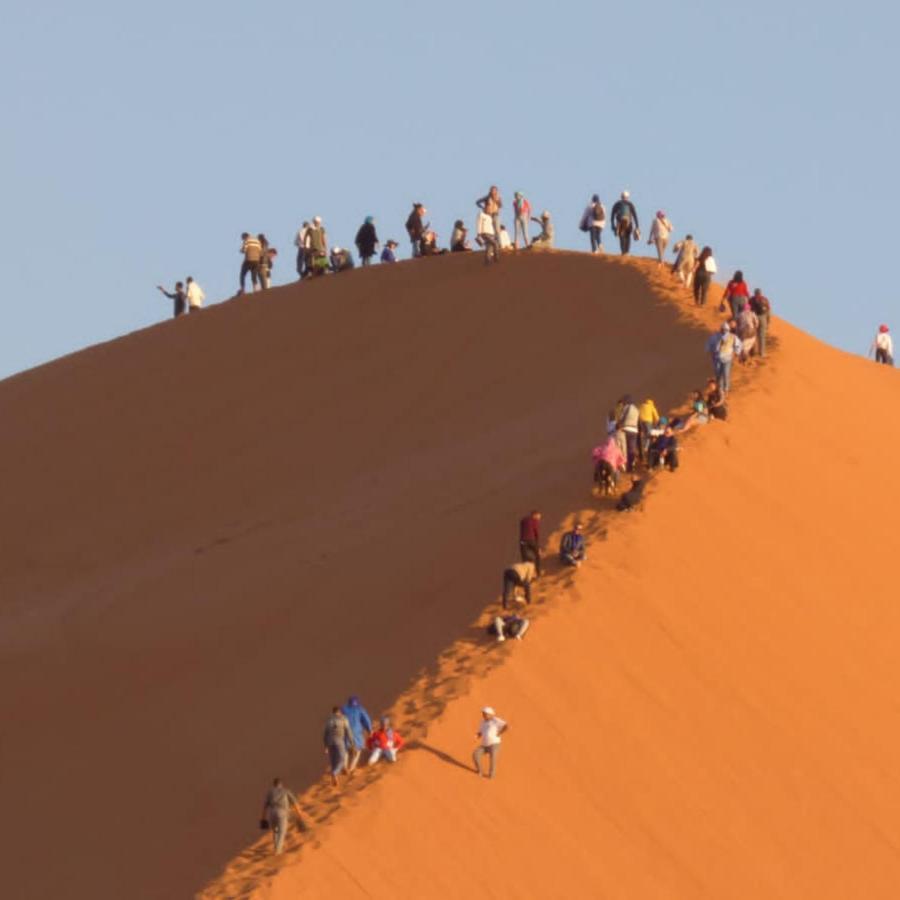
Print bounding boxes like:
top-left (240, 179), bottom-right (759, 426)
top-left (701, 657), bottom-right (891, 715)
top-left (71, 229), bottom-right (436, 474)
top-left (332, 246), bottom-right (341, 253)
top-left (482, 706), bottom-right (495, 716)
top-left (313, 216), bottom-right (322, 225)
top-left (621, 190), bottom-right (630, 200)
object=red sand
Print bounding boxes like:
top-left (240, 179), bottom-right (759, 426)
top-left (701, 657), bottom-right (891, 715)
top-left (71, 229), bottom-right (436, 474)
top-left (3, 253), bottom-right (898, 898)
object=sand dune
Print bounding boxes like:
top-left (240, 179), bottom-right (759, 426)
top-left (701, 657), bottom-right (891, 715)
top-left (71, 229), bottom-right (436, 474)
top-left (2, 252), bottom-right (721, 899)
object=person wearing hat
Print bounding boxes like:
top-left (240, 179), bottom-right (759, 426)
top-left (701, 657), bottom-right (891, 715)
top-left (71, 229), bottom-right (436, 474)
top-left (329, 245), bottom-right (355, 273)
top-left (355, 216), bottom-right (380, 266)
top-left (530, 210), bottom-right (555, 247)
top-left (260, 777), bottom-right (307, 854)
top-left (707, 323), bottom-right (742, 394)
top-left (648, 211), bottom-right (673, 264)
top-left (450, 220), bottom-right (471, 252)
top-left (405, 203), bottom-right (427, 258)
top-left (559, 522), bottom-right (586, 567)
top-left (871, 324), bottom-right (894, 365)
top-left (380, 239), bottom-right (399, 264)
top-left (473, 707), bottom-right (508, 779)
top-left (513, 191), bottom-right (531, 248)
top-left (610, 191), bottom-right (640, 255)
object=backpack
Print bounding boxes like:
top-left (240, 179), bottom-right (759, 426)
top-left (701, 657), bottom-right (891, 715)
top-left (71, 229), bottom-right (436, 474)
top-left (579, 209), bottom-right (590, 232)
top-left (717, 333), bottom-right (736, 360)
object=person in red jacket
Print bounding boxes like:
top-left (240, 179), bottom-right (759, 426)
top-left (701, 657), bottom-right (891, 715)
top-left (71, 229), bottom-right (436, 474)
top-left (519, 510), bottom-right (542, 576)
top-left (722, 270), bottom-right (750, 320)
top-left (366, 717), bottom-right (405, 765)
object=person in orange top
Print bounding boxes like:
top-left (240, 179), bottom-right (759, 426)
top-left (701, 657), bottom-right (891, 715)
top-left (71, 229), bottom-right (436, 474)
top-left (722, 270), bottom-right (750, 320)
top-left (366, 717), bottom-right (405, 765)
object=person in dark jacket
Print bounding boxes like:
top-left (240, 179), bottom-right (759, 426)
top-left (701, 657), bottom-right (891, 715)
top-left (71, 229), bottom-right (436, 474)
top-left (381, 239), bottom-right (399, 263)
top-left (610, 191), bottom-right (640, 255)
top-left (648, 426), bottom-right (679, 471)
top-left (156, 281), bottom-right (187, 318)
top-left (405, 203), bottom-right (427, 258)
top-left (616, 477), bottom-right (645, 511)
top-left (559, 523), bottom-right (586, 567)
top-left (355, 216), bottom-right (379, 266)
top-left (519, 510), bottom-right (542, 575)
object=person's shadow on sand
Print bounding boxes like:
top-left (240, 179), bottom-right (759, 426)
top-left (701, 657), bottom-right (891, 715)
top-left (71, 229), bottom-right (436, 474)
top-left (408, 740), bottom-right (473, 773)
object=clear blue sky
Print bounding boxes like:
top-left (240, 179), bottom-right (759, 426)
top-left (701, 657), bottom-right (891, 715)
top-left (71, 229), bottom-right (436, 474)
top-left (2, 0), bottom-right (896, 378)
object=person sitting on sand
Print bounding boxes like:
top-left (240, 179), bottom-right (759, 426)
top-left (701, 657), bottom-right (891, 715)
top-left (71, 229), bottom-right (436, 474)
top-left (648, 426), bottom-right (679, 471)
top-left (685, 390), bottom-right (710, 427)
top-left (323, 706), bottom-right (354, 787)
top-left (502, 561), bottom-right (537, 608)
top-left (450, 220), bottom-right (471, 252)
top-left (380, 239), bottom-right (399, 263)
top-left (260, 777), bottom-right (307, 855)
top-left (342, 695), bottom-right (373, 772)
top-left (530, 210), bottom-right (554, 246)
top-left (366, 717), bottom-right (405, 765)
top-left (870, 324), bottom-right (894, 366)
top-left (559, 522), bottom-right (586, 567)
top-left (419, 230), bottom-right (447, 256)
top-left (498, 224), bottom-right (513, 250)
top-left (473, 707), bottom-right (508, 779)
top-left (705, 378), bottom-right (728, 420)
top-left (489, 613), bottom-right (531, 642)
top-left (329, 246), bottom-right (355, 273)
top-left (616, 477), bottom-right (645, 512)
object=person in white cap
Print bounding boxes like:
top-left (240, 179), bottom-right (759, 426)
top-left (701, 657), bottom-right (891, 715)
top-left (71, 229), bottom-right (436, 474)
top-left (473, 707), bottom-right (508, 778)
top-left (610, 191), bottom-right (640, 255)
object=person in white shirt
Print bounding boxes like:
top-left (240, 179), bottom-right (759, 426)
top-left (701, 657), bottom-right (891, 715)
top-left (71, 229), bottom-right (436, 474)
top-left (185, 276), bottom-right (205, 312)
top-left (476, 210), bottom-right (499, 265)
top-left (294, 221), bottom-right (310, 278)
top-left (648, 211), bottom-right (673, 264)
top-left (498, 225), bottom-right (513, 251)
top-left (871, 325), bottom-right (894, 365)
top-left (473, 707), bottom-right (508, 779)
top-left (693, 246), bottom-right (717, 307)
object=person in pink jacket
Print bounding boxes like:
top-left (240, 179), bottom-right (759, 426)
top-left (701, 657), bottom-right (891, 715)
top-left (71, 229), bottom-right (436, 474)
top-left (592, 435), bottom-right (627, 495)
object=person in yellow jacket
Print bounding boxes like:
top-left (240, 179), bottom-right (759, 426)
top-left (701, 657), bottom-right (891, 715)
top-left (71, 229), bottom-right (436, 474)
top-left (638, 397), bottom-right (660, 465)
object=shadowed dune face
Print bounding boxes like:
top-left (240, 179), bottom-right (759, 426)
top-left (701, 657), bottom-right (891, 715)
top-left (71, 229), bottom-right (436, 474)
top-left (0, 254), bottom-right (715, 899)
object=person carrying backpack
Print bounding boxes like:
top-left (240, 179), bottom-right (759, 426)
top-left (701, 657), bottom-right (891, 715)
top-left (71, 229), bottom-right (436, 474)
top-left (580, 194), bottom-right (607, 253)
top-left (610, 191), bottom-right (640, 255)
top-left (709, 323), bottom-right (742, 394)
top-left (513, 191), bottom-right (531, 248)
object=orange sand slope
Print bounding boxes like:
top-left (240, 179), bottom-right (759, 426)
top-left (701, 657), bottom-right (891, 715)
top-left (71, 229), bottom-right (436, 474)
top-left (211, 267), bottom-right (900, 899)
top-left (1, 253), bottom-right (719, 899)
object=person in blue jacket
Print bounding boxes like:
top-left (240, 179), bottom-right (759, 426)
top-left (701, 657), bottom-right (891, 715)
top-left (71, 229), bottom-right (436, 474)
top-left (342, 695), bottom-right (373, 772)
top-left (559, 522), bottom-right (587, 567)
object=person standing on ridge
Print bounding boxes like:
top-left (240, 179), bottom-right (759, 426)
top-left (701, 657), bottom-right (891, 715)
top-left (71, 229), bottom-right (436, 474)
top-left (405, 203), bottom-right (427, 258)
top-left (693, 246), bottom-right (717, 306)
top-left (519, 510), bottom-right (542, 575)
top-left (260, 778), bottom-right (306, 855)
top-left (305, 217), bottom-right (329, 276)
top-left (513, 191), bottom-right (531, 248)
top-left (355, 216), bottom-right (379, 266)
top-left (648, 211), bottom-right (673, 264)
top-left (258, 234), bottom-right (274, 289)
top-left (476, 208), bottom-right (499, 264)
top-left (323, 706), bottom-right (354, 787)
top-left (707, 323), bottom-right (742, 394)
top-left (294, 221), bottom-right (310, 279)
top-left (750, 289), bottom-right (772, 357)
top-left (239, 232), bottom-right (263, 294)
top-left (611, 191), bottom-right (640, 255)
top-left (476, 186), bottom-right (503, 245)
top-left (617, 395), bottom-right (641, 471)
top-left (580, 194), bottom-right (606, 253)
top-left (342, 695), bottom-right (373, 772)
top-left (156, 281), bottom-right (187, 318)
top-left (736, 303), bottom-right (759, 360)
top-left (185, 276), bottom-right (205, 313)
top-left (672, 233), bottom-right (699, 287)
top-left (871, 324), bottom-right (894, 365)
top-left (473, 707), bottom-right (508, 779)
